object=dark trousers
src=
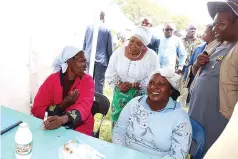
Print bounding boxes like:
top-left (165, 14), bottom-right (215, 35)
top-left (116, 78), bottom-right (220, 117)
top-left (93, 62), bottom-right (107, 94)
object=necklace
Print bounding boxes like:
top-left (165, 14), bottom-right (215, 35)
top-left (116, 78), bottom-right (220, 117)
top-left (131, 52), bottom-right (142, 59)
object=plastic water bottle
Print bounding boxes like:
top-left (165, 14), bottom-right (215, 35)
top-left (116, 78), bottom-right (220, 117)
top-left (15, 123), bottom-right (33, 159)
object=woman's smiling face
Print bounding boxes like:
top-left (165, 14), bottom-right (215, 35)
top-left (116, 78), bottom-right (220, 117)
top-left (147, 73), bottom-right (172, 102)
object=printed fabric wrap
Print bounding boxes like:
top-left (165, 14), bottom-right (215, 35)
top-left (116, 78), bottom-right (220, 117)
top-left (111, 87), bottom-right (141, 122)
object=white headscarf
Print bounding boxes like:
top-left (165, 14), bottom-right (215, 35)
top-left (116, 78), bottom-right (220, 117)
top-left (131, 26), bottom-right (152, 46)
top-left (150, 67), bottom-right (181, 91)
top-left (53, 46), bottom-right (83, 73)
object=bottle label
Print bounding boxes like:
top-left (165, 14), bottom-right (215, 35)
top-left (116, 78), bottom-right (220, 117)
top-left (16, 142), bottom-right (33, 156)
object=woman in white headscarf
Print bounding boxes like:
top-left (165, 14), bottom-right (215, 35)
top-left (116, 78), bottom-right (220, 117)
top-left (112, 68), bottom-right (192, 159)
top-left (105, 26), bottom-right (160, 125)
top-left (31, 46), bottom-right (95, 136)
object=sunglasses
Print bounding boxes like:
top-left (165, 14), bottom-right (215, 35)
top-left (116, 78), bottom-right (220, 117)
top-left (165, 28), bottom-right (174, 32)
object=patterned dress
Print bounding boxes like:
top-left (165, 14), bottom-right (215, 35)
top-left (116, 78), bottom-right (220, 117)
top-left (182, 37), bottom-right (203, 64)
top-left (113, 96), bottom-right (192, 158)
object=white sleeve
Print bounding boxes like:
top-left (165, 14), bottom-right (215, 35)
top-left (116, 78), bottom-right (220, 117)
top-left (177, 39), bottom-right (187, 70)
top-left (105, 49), bottom-right (120, 89)
top-left (155, 52), bottom-right (161, 69)
top-left (112, 99), bottom-right (134, 146)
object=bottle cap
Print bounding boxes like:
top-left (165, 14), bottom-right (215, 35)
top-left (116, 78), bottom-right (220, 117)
top-left (19, 123), bottom-right (28, 128)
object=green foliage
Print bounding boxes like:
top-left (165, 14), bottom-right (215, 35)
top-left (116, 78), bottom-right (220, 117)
top-left (115, 0), bottom-right (171, 25)
top-left (172, 15), bottom-right (190, 30)
top-left (115, 0), bottom-right (190, 29)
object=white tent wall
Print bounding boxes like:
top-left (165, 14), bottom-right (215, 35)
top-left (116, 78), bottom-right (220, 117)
top-left (0, 0), bottom-right (104, 113)
top-left (29, 0), bottom-right (101, 103)
top-left (105, 3), bottom-right (135, 32)
top-left (0, 0), bottom-right (32, 114)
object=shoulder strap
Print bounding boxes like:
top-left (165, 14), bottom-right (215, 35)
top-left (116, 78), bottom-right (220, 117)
top-left (205, 40), bottom-right (222, 56)
top-left (190, 40), bottom-right (222, 93)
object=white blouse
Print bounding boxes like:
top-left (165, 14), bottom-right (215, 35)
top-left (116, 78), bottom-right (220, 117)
top-left (105, 46), bottom-right (160, 90)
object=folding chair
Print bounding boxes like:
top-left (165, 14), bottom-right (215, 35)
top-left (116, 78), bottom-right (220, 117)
top-left (91, 92), bottom-right (110, 138)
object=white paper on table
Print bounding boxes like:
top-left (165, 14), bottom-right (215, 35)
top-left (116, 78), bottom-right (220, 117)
top-left (59, 140), bottom-right (104, 159)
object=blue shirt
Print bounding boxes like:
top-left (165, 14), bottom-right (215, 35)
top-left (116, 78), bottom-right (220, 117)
top-left (183, 42), bottom-right (207, 82)
top-left (158, 36), bottom-right (187, 70)
top-left (83, 23), bottom-right (113, 67)
top-left (147, 36), bottom-right (160, 54)
top-left (113, 95), bottom-right (192, 158)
